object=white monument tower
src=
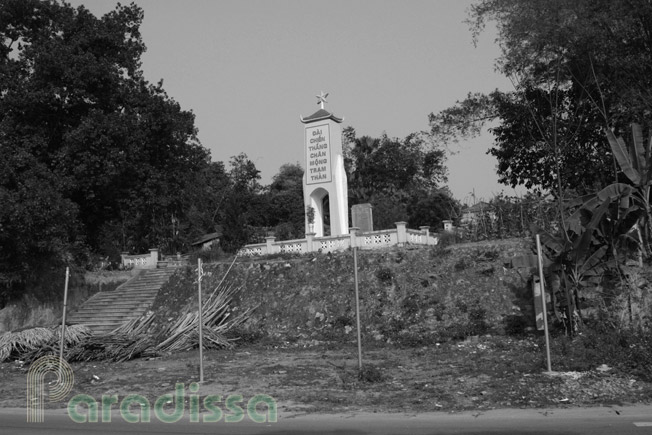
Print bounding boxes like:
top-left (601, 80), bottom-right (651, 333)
top-left (300, 92), bottom-right (349, 237)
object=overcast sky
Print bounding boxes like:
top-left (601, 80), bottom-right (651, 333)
top-left (67, 0), bottom-right (522, 204)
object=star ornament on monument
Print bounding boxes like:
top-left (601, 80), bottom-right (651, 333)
top-left (316, 91), bottom-right (329, 109)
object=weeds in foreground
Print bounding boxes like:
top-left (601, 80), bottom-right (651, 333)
top-left (358, 364), bottom-right (385, 383)
top-left (547, 327), bottom-right (652, 381)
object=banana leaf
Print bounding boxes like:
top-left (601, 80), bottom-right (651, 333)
top-left (630, 123), bottom-right (646, 179)
top-left (605, 127), bottom-right (642, 185)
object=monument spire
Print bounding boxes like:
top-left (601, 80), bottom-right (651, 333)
top-left (301, 92), bottom-right (348, 237)
top-left (316, 91), bottom-right (329, 109)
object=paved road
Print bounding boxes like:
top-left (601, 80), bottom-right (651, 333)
top-left (2, 405), bottom-right (652, 434)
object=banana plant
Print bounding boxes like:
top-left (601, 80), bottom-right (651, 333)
top-left (531, 179), bottom-right (637, 335)
top-left (512, 124), bottom-right (650, 336)
top-left (547, 124), bottom-right (652, 332)
top-left (532, 196), bottom-right (613, 335)
top-left (604, 123), bottom-right (652, 257)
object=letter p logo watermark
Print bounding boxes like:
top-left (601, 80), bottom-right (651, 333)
top-left (26, 356), bottom-right (74, 423)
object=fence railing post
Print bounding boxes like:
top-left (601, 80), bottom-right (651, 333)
top-left (420, 226), bottom-right (430, 245)
top-left (149, 248), bottom-right (159, 268)
top-left (395, 222), bottom-right (407, 246)
top-left (306, 232), bottom-right (316, 253)
top-left (265, 236), bottom-right (276, 255)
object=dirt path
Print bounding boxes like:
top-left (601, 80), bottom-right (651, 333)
top-left (2, 337), bottom-right (651, 414)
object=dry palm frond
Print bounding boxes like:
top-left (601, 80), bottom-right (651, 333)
top-left (0, 327), bottom-right (55, 362)
top-left (21, 345), bottom-right (58, 364)
top-left (15, 327), bottom-right (55, 350)
top-left (51, 324), bottom-right (93, 346)
top-left (66, 333), bottom-right (156, 363)
top-left (0, 324), bottom-right (95, 363)
top-left (20, 325), bottom-right (93, 364)
top-left (0, 334), bottom-right (10, 362)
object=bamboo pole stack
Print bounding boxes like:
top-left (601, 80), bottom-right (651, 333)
top-left (156, 283), bottom-right (255, 352)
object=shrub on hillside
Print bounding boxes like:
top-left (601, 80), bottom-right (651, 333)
top-left (225, 324), bottom-right (265, 345)
top-left (436, 230), bottom-right (462, 247)
top-left (375, 267), bottom-right (394, 284)
top-left (502, 314), bottom-right (531, 335)
top-left (549, 326), bottom-right (652, 380)
top-left (188, 245), bottom-right (228, 264)
top-left (358, 364), bottom-right (385, 383)
top-left (468, 306), bottom-right (489, 335)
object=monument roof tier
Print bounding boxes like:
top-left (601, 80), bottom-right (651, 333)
top-left (300, 109), bottom-right (343, 124)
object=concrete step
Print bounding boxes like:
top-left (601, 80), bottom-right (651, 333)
top-left (115, 286), bottom-right (165, 292)
top-left (70, 311), bottom-right (145, 320)
top-left (75, 299), bottom-right (154, 308)
top-left (73, 323), bottom-right (127, 335)
top-left (70, 315), bottom-right (134, 323)
top-left (70, 306), bottom-right (148, 317)
top-left (72, 302), bottom-right (150, 312)
top-left (86, 291), bottom-right (158, 301)
top-left (69, 301), bottom-right (151, 314)
top-left (75, 298), bottom-right (154, 309)
top-left (86, 290), bottom-right (158, 299)
top-left (69, 315), bottom-right (146, 324)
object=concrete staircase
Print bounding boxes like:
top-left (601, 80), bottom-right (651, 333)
top-left (68, 267), bottom-right (178, 335)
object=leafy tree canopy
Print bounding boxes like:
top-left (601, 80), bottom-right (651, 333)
top-left (0, 0), bottom-right (211, 297)
top-left (428, 0), bottom-right (652, 196)
top-left (265, 163), bottom-right (305, 240)
top-left (343, 127), bottom-right (448, 201)
top-left (343, 127), bottom-right (457, 229)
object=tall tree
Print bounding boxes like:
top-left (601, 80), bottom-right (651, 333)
top-left (344, 129), bottom-right (447, 202)
top-left (429, 0), bottom-right (652, 197)
top-left (265, 163), bottom-right (305, 240)
top-left (469, 0), bottom-right (652, 124)
top-left (219, 153), bottom-right (264, 253)
top-left (407, 188), bottom-right (461, 231)
top-left (0, 0), bottom-right (209, 298)
top-left (343, 128), bottom-right (453, 229)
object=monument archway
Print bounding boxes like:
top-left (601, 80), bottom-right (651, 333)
top-left (307, 187), bottom-right (330, 237)
top-left (301, 92), bottom-right (348, 238)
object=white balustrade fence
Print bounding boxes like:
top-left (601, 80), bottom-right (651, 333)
top-left (121, 248), bottom-right (160, 269)
top-left (238, 222), bottom-right (439, 257)
top-left (122, 224), bottom-right (441, 265)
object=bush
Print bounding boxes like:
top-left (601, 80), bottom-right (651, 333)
top-left (358, 364), bottom-right (386, 383)
top-left (454, 257), bottom-right (473, 271)
top-left (272, 222), bottom-right (299, 241)
top-left (437, 230), bottom-right (461, 247)
top-left (330, 315), bottom-right (353, 329)
top-left (503, 314), bottom-right (530, 335)
top-left (225, 325), bottom-right (265, 345)
top-left (260, 252), bottom-right (302, 261)
top-left (549, 327), bottom-right (652, 380)
top-left (375, 267), bottom-right (394, 284)
top-left (468, 306), bottom-right (489, 335)
top-left (188, 245), bottom-right (228, 264)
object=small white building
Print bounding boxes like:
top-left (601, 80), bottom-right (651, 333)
top-left (461, 202), bottom-right (496, 226)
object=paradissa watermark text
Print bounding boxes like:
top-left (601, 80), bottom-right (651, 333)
top-left (27, 356), bottom-right (276, 424)
top-left (67, 383), bottom-right (277, 424)
top-left (68, 382), bottom-right (278, 423)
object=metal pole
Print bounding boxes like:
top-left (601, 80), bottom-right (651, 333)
top-left (353, 246), bottom-right (363, 371)
top-left (536, 235), bottom-right (553, 372)
top-left (198, 258), bottom-right (204, 383)
top-left (58, 267), bottom-right (70, 380)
